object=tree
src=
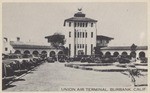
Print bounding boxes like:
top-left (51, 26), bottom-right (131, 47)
top-left (130, 44), bottom-right (137, 52)
top-left (46, 33), bottom-right (66, 48)
top-left (130, 44), bottom-right (137, 58)
top-left (64, 47), bottom-right (70, 56)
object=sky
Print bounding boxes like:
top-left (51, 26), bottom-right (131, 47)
top-left (2, 2), bottom-right (147, 46)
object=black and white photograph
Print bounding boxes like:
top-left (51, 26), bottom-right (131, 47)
top-left (2, 1), bottom-right (149, 92)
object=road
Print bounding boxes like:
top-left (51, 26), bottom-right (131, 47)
top-left (3, 61), bottom-right (147, 91)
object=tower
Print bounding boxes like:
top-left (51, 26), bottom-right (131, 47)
top-left (63, 9), bottom-right (97, 57)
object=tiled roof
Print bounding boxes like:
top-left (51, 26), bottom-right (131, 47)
top-left (10, 41), bottom-right (52, 49)
top-left (97, 35), bottom-right (114, 40)
top-left (45, 34), bottom-right (65, 39)
top-left (101, 46), bottom-right (148, 50)
top-left (65, 17), bottom-right (97, 22)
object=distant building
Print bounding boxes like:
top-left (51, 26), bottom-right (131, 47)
top-left (3, 37), bottom-right (14, 54)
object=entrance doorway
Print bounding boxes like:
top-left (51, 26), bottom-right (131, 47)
top-left (78, 50), bottom-right (84, 55)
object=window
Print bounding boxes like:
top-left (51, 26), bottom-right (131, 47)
top-left (77, 44), bottom-right (79, 48)
top-left (5, 47), bottom-right (8, 51)
top-left (69, 44), bottom-right (71, 56)
top-left (91, 44), bottom-right (93, 54)
top-left (85, 44), bottom-right (87, 55)
top-left (69, 22), bottom-right (71, 27)
top-left (86, 22), bottom-right (88, 27)
top-left (80, 22), bottom-right (82, 27)
top-left (83, 44), bottom-right (84, 48)
top-left (69, 32), bottom-right (71, 37)
top-left (75, 31), bottom-right (76, 38)
top-left (83, 32), bottom-right (84, 38)
top-left (78, 22), bottom-right (79, 27)
top-left (63, 22), bottom-right (66, 26)
top-left (86, 32), bottom-right (87, 38)
top-left (91, 23), bottom-right (93, 27)
top-left (69, 44), bottom-right (71, 50)
top-left (91, 32), bottom-right (93, 38)
top-left (83, 23), bottom-right (84, 27)
top-left (74, 22), bottom-right (76, 27)
top-left (80, 44), bottom-right (82, 48)
top-left (78, 32), bottom-right (79, 38)
top-left (80, 32), bottom-right (82, 38)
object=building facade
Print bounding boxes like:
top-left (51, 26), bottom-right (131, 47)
top-left (100, 46), bottom-right (148, 58)
top-left (2, 37), bottom-right (63, 57)
top-left (63, 9), bottom-right (97, 57)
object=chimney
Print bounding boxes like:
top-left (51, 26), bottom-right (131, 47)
top-left (17, 37), bottom-right (20, 41)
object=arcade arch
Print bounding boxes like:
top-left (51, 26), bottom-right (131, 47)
top-left (105, 52), bottom-right (111, 57)
top-left (50, 51), bottom-right (56, 57)
top-left (14, 50), bottom-right (21, 54)
top-left (24, 50), bottom-right (30, 55)
top-left (113, 52), bottom-right (119, 57)
top-left (139, 51), bottom-right (145, 58)
top-left (32, 51), bottom-right (39, 56)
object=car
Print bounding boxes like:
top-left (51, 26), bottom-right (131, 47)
top-left (66, 57), bottom-right (74, 62)
top-left (140, 57), bottom-right (148, 63)
top-left (4, 54), bottom-right (35, 75)
top-left (87, 57), bottom-right (94, 63)
top-left (101, 57), bottom-right (114, 63)
top-left (118, 57), bottom-right (130, 64)
top-left (80, 57), bottom-right (87, 62)
top-left (31, 56), bottom-right (43, 65)
top-left (58, 54), bottom-right (66, 62)
top-left (2, 60), bottom-right (16, 86)
top-left (93, 57), bottom-right (102, 63)
top-left (47, 57), bottom-right (55, 63)
top-left (58, 58), bottom-right (65, 62)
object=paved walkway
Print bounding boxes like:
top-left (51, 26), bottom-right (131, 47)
top-left (3, 62), bottom-right (147, 91)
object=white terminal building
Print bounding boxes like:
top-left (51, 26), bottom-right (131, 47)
top-left (63, 9), bottom-right (112, 57)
